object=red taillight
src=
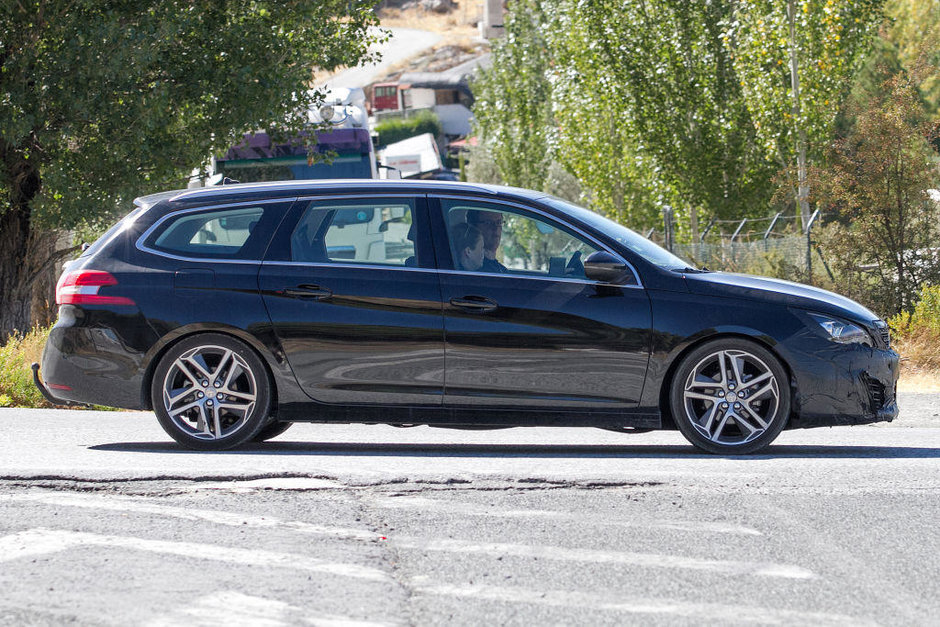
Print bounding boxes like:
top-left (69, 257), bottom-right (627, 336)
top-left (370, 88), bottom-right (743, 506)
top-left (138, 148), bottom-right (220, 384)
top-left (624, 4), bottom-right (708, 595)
top-left (56, 270), bottom-right (135, 306)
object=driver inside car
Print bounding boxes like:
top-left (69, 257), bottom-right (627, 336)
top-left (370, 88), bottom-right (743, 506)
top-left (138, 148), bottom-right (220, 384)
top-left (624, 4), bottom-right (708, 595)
top-left (466, 209), bottom-right (508, 273)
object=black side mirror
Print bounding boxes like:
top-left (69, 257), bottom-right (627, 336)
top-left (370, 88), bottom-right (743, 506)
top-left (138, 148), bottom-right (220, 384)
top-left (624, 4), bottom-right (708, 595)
top-left (584, 251), bottom-right (633, 284)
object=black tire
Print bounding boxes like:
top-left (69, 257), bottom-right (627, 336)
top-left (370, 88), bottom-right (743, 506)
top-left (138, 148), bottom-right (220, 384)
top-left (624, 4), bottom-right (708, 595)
top-left (151, 333), bottom-right (272, 451)
top-left (669, 338), bottom-right (790, 455)
top-left (252, 420), bottom-right (293, 442)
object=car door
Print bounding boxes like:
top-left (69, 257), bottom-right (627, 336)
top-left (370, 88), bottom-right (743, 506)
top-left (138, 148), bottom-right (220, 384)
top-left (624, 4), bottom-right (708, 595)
top-left (259, 194), bottom-right (444, 406)
top-left (431, 196), bottom-right (651, 411)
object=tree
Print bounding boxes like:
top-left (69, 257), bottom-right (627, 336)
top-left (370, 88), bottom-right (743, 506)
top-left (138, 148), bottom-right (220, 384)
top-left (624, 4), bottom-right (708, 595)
top-left (470, 0), bottom-right (554, 191)
top-left (0, 0), bottom-right (380, 338)
top-left (813, 65), bottom-right (940, 315)
top-left (563, 0), bottom-right (776, 228)
top-left (727, 0), bottom-right (883, 227)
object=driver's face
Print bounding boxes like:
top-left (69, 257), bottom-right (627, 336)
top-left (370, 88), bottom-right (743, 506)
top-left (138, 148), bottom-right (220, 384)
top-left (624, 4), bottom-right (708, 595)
top-left (470, 211), bottom-right (503, 252)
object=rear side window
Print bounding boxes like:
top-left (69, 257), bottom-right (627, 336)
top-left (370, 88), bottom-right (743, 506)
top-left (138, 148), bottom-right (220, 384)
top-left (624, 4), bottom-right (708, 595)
top-left (143, 203), bottom-right (287, 260)
top-left (290, 198), bottom-right (415, 266)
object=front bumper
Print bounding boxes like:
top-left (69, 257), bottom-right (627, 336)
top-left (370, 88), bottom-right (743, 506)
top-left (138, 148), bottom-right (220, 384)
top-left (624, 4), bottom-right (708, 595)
top-left (780, 329), bottom-right (899, 429)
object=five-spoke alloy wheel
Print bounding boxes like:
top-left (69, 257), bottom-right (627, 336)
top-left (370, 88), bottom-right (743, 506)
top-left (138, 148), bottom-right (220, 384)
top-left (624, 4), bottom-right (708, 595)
top-left (152, 334), bottom-right (272, 450)
top-left (670, 339), bottom-right (790, 455)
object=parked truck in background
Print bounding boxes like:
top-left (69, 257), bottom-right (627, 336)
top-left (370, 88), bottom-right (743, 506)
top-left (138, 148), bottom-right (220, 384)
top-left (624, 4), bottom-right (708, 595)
top-left (212, 87), bottom-right (378, 183)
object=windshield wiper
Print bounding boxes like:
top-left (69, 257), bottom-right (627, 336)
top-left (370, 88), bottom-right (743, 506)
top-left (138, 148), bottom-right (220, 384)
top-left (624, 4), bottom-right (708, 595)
top-left (672, 266), bottom-right (710, 274)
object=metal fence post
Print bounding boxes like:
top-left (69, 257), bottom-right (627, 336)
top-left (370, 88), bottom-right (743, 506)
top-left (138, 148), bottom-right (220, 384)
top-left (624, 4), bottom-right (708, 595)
top-left (763, 212), bottom-right (781, 252)
top-left (662, 206), bottom-right (674, 252)
top-left (805, 209), bottom-right (820, 281)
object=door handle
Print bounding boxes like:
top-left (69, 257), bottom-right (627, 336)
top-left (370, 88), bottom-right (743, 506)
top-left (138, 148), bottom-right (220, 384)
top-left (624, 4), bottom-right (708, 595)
top-left (449, 295), bottom-right (498, 313)
top-left (283, 284), bottom-right (333, 300)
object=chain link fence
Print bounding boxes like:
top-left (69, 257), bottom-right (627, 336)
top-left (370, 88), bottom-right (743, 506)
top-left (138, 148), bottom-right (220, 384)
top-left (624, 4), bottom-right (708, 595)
top-left (648, 210), bottom-right (834, 279)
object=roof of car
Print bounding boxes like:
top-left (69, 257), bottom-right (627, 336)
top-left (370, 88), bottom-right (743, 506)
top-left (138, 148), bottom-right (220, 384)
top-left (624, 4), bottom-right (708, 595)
top-left (134, 179), bottom-right (548, 208)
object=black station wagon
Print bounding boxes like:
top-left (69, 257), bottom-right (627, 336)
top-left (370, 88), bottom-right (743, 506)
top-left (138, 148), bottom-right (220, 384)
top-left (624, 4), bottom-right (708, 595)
top-left (36, 180), bottom-right (899, 454)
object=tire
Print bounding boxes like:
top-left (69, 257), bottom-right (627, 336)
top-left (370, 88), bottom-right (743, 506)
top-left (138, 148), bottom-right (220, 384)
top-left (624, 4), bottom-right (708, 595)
top-left (252, 420), bottom-right (293, 442)
top-left (151, 333), bottom-right (272, 451)
top-left (669, 338), bottom-right (790, 455)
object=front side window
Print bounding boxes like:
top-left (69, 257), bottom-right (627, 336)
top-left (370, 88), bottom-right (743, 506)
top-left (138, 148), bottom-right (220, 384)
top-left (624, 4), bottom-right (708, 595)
top-left (291, 199), bottom-right (415, 266)
top-left (148, 205), bottom-right (269, 259)
top-left (543, 196), bottom-right (692, 270)
top-left (441, 199), bottom-right (600, 279)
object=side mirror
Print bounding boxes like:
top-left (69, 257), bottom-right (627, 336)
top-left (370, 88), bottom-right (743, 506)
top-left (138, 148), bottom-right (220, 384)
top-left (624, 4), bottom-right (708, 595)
top-left (584, 251), bottom-right (633, 284)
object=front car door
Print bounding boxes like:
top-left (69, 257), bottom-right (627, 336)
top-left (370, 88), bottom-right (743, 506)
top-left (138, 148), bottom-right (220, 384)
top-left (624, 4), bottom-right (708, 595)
top-left (431, 196), bottom-right (651, 417)
top-left (259, 194), bottom-right (444, 406)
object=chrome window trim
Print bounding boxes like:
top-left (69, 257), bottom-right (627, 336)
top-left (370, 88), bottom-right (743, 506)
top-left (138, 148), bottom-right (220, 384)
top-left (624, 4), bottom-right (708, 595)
top-left (436, 268), bottom-right (643, 289)
top-left (261, 260), bottom-right (436, 274)
top-left (136, 198), bottom-right (293, 264)
top-left (431, 194), bottom-right (644, 288)
top-left (258, 260), bottom-right (640, 288)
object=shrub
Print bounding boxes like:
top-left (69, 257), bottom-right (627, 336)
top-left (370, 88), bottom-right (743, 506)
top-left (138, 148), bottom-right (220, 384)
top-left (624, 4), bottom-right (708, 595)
top-left (375, 110), bottom-right (442, 147)
top-left (0, 326), bottom-right (53, 408)
top-left (889, 284), bottom-right (940, 371)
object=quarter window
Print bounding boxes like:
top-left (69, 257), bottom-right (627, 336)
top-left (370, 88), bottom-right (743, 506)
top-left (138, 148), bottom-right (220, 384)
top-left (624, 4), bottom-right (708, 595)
top-left (149, 205), bottom-right (268, 259)
top-left (291, 199), bottom-right (416, 266)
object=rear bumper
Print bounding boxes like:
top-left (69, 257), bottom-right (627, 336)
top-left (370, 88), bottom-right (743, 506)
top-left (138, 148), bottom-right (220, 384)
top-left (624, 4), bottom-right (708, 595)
top-left (39, 307), bottom-right (152, 409)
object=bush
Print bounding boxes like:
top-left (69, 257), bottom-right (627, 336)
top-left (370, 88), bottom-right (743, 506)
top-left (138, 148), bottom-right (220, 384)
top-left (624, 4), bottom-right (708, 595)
top-left (889, 284), bottom-right (940, 370)
top-left (375, 110), bottom-right (442, 147)
top-left (0, 326), bottom-right (52, 408)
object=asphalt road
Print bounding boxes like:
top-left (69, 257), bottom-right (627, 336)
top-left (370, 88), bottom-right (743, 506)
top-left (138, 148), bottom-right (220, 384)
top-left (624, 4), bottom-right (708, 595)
top-left (0, 394), bottom-right (937, 625)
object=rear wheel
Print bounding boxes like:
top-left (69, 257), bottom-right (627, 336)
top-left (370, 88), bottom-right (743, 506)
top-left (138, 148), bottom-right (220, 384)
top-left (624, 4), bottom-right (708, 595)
top-left (151, 334), bottom-right (272, 451)
top-left (669, 338), bottom-right (790, 455)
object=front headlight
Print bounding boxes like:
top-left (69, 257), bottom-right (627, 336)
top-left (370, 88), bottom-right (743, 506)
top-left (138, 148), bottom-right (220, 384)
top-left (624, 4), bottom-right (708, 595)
top-left (807, 312), bottom-right (873, 346)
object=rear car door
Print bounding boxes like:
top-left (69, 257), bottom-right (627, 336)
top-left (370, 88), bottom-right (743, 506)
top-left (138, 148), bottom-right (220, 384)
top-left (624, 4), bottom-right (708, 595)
top-left (431, 196), bottom-right (651, 412)
top-left (259, 194), bottom-right (444, 406)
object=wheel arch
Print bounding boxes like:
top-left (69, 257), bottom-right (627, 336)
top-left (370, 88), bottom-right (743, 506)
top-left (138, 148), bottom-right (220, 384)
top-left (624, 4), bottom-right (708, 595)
top-left (140, 325), bottom-right (278, 412)
top-left (656, 331), bottom-right (796, 430)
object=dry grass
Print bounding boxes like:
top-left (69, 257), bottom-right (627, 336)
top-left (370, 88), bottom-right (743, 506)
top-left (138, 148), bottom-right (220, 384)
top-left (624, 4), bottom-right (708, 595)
top-left (897, 367), bottom-right (940, 393)
top-left (377, 2), bottom-right (483, 37)
top-left (312, 4), bottom-right (484, 85)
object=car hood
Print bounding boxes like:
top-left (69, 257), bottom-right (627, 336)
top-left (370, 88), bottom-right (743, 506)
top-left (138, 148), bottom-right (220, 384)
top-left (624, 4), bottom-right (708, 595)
top-left (683, 272), bottom-right (880, 323)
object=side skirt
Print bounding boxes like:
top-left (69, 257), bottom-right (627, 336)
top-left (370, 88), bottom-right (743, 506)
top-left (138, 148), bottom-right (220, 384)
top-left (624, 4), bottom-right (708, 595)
top-left (275, 402), bottom-right (661, 430)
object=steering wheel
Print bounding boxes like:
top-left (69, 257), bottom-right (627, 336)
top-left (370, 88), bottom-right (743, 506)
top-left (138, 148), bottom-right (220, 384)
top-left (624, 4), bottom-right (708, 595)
top-left (564, 250), bottom-right (584, 277)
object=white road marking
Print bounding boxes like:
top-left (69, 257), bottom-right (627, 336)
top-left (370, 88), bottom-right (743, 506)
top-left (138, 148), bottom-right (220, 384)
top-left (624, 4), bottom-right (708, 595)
top-left (416, 584), bottom-right (874, 626)
top-left (144, 591), bottom-right (395, 627)
top-left (146, 591), bottom-right (294, 627)
top-left (371, 495), bottom-right (763, 536)
top-left (0, 493), bottom-right (377, 540)
top-left (394, 538), bottom-right (816, 579)
top-left (0, 529), bottom-right (388, 581)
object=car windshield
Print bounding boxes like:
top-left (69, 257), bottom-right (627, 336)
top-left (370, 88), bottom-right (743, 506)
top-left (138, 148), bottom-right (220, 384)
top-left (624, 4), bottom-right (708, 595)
top-left (543, 196), bottom-right (696, 270)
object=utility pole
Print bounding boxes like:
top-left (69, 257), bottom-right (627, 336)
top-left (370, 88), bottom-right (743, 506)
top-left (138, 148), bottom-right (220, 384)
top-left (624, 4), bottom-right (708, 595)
top-left (788, 0), bottom-right (810, 231)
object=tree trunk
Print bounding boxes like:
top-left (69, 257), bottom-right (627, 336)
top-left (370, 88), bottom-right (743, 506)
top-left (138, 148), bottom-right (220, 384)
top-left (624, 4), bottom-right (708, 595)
top-left (0, 207), bottom-right (34, 339)
top-left (788, 0), bottom-right (811, 231)
top-left (0, 140), bottom-right (43, 340)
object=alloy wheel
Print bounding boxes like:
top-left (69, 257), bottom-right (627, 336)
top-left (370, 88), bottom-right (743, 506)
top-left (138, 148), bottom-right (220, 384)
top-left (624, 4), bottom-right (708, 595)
top-left (161, 344), bottom-right (258, 440)
top-left (681, 349), bottom-right (780, 447)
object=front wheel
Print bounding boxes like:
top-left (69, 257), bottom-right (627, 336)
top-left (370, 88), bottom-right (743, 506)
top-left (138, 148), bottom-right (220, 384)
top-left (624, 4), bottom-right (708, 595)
top-left (669, 338), bottom-right (790, 455)
top-left (151, 333), bottom-right (272, 451)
